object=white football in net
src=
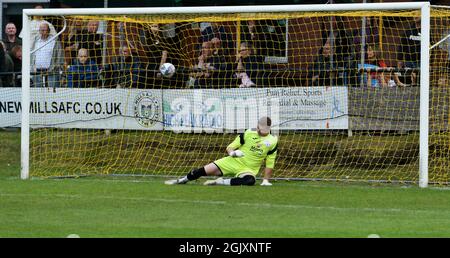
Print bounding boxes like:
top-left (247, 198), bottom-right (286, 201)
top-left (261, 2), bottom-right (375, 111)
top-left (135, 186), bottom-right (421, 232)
top-left (160, 63), bottom-right (176, 78)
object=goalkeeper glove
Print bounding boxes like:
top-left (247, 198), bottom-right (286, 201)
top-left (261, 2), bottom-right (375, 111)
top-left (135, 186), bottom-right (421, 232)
top-left (260, 179), bottom-right (272, 186)
top-left (229, 150), bottom-right (244, 157)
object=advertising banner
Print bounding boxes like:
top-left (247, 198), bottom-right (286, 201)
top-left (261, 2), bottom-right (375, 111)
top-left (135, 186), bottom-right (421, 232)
top-left (0, 88), bottom-right (164, 130)
top-left (0, 87), bottom-right (348, 130)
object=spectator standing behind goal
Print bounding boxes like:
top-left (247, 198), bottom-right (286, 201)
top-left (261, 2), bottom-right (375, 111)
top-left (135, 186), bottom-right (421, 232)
top-left (67, 48), bottom-right (99, 88)
top-left (30, 22), bottom-right (64, 88)
top-left (19, 4), bottom-right (57, 41)
top-left (436, 27), bottom-right (450, 72)
top-left (0, 41), bottom-right (14, 87)
top-left (361, 44), bottom-right (404, 88)
top-left (65, 20), bottom-right (103, 66)
top-left (308, 40), bottom-right (337, 86)
top-left (10, 45), bottom-right (22, 71)
top-left (3, 22), bottom-right (22, 53)
top-left (165, 116), bottom-right (278, 186)
top-left (433, 28), bottom-right (450, 87)
top-left (63, 18), bottom-right (84, 65)
top-left (200, 22), bottom-right (233, 57)
top-left (396, 17), bottom-right (422, 86)
top-left (234, 41), bottom-right (264, 88)
top-left (146, 23), bottom-right (169, 80)
top-left (111, 46), bottom-right (143, 88)
top-left (360, 44), bottom-right (387, 88)
top-left (9, 45), bottom-right (22, 87)
top-left (190, 39), bottom-right (229, 88)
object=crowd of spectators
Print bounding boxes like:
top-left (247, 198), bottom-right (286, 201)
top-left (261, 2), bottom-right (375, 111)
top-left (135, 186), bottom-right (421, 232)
top-left (1, 4), bottom-right (449, 89)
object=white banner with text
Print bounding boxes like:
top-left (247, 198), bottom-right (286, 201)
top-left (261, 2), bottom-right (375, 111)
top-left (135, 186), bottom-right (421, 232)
top-left (0, 87), bottom-right (347, 130)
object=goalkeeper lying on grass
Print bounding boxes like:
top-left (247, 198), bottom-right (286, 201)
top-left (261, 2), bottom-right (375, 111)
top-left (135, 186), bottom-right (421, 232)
top-left (165, 116), bottom-right (278, 186)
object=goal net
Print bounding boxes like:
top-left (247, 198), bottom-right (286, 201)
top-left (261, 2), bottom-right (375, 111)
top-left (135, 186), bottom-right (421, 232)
top-left (15, 3), bottom-right (450, 186)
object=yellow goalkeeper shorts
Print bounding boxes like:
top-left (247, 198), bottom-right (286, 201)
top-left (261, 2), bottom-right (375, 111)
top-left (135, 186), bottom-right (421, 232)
top-left (213, 156), bottom-right (258, 178)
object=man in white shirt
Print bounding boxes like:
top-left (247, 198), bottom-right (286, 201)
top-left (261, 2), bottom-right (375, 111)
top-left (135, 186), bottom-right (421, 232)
top-left (30, 23), bottom-right (64, 88)
top-left (19, 4), bottom-right (57, 41)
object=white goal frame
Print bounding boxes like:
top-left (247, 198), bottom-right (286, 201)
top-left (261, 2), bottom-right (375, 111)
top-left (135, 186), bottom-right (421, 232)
top-left (21, 2), bottom-right (431, 188)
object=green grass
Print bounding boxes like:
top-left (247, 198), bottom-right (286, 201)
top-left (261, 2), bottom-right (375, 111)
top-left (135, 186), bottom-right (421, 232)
top-left (1, 130), bottom-right (450, 238)
top-left (1, 177), bottom-right (450, 238)
top-left (0, 130), bottom-right (21, 178)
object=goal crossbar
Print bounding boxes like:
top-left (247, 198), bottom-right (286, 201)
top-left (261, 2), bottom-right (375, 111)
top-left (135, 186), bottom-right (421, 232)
top-left (22, 3), bottom-right (430, 16)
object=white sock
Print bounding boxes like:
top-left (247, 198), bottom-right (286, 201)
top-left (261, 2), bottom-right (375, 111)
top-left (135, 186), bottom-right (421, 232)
top-left (221, 179), bottom-right (231, 186)
top-left (179, 176), bottom-right (188, 183)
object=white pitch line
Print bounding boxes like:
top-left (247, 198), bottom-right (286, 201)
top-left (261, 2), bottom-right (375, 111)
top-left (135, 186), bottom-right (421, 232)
top-left (25, 177), bottom-right (450, 191)
top-left (34, 177), bottom-right (450, 191)
top-left (235, 202), bottom-right (405, 213)
top-left (1, 192), bottom-right (449, 215)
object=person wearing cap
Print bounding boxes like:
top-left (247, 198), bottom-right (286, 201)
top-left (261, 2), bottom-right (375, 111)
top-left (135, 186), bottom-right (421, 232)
top-left (165, 117), bottom-right (278, 186)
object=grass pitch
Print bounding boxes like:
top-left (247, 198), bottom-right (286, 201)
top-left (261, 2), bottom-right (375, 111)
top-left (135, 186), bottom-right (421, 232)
top-left (1, 130), bottom-right (450, 238)
top-left (1, 176), bottom-right (450, 238)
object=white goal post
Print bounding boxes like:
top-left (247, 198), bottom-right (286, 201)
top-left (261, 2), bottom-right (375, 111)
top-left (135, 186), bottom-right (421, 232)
top-left (20, 2), bottom-right (431, 187)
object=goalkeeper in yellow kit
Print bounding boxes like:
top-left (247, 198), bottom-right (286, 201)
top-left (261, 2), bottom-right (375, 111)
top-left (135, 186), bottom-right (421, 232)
top-left (165, 117), bottom-right (278, 186)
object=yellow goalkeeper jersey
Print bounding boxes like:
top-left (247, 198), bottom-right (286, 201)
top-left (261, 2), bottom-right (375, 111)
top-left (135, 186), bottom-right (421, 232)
top-left (227, 129), bottom-right (278, 171)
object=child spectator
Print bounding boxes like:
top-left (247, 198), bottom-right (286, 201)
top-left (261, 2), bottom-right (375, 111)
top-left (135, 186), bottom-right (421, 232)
top-left (360, 44), bottom-right (405, 88)
top-left (360, 44), bottom-right (388, 88)
top-left (10, 45), bottom-right (22, 72)
top-left (9, 45), bottom-right (22, 87)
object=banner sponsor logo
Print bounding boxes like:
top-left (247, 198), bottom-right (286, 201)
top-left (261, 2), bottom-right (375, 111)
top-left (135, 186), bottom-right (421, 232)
top-left (134, 91), bottom-right (160, 128)
top-left (163, 90), bottom-right (224, 133)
